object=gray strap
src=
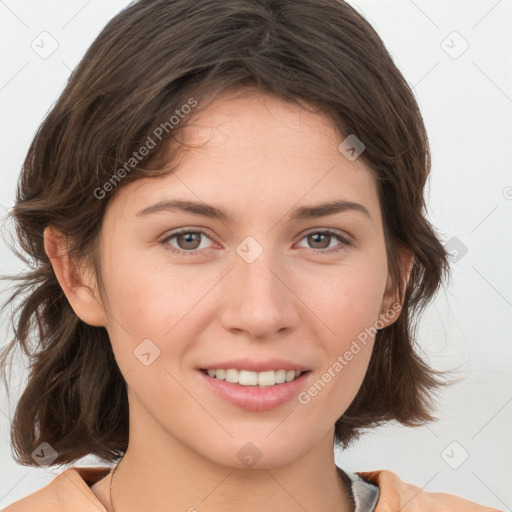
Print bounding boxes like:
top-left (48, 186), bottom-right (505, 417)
top-left (337, 467), bottom-right (380, 512)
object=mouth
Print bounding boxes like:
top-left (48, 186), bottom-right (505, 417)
top-left (199, 368), bottom-right (311, 388)
top-left (198, 366), bottom-right (312, 412)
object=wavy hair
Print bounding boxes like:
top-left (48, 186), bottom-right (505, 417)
top-left (0, 0), bottom-right (451, 466)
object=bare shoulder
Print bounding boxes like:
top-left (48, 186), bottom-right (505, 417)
top-left (357, 469), bottom-right (502, 511)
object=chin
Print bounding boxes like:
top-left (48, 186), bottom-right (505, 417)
top-left (195, 432), bottom-right (310, 471)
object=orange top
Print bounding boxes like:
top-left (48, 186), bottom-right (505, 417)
top-left (2, 466), bottom-right (501, 511)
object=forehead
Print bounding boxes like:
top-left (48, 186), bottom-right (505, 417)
top-left (179, 87), bottom-right (348, 161)
top-left (107, 88), bottom-right (381, 226)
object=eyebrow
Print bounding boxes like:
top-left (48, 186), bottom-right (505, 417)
top-left (136, 199), bottom-right (372, 223)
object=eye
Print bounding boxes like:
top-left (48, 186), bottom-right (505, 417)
top-left (161, 229), bottom-right (214, 256)
top-left (160, 228), bottom-right (352, 257)
top-left (296, 229), bottom-right (351, 254)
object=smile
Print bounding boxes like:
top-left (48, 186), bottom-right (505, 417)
top-left (200, 368), bottom-right (306, 387)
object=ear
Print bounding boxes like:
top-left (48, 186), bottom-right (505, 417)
top-left (43, 226), bottom-right (107, 327)
top-left (378, 247), bottom-right (414, 328)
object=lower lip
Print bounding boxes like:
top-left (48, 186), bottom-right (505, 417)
top-left (197, 370), bottom-right (311, 412)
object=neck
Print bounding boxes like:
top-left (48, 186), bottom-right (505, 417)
top-left (107, 436), bottom-right (352, 512)
top-left (103, 392), bottom-right (353, 512)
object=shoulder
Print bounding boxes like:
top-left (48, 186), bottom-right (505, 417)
top-left (2, 467), bottom-right (110, 512)
top-left (2, 471), bottom-right (67, 512)
top-left (357, 469), bottom-right (502, 512)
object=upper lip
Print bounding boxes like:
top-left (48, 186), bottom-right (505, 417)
top-left (199, 358), bottom-right (310, 373)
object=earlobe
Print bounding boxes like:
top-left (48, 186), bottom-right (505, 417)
top-left (43, 226), bottom-right (107, 327)
top-left (395, 248), bottom-right (414, 305)
top-left (378, 247), bottom-right (414, 329)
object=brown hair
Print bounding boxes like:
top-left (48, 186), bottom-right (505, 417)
top-left (0, 0), bottom-right (451, 466)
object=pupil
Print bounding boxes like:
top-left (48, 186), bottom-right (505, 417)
top-left (310, 233), bottom-right (328, 248)
top-left (181, 232), bottom-right (200, 249)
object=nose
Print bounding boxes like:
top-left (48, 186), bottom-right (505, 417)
top-left (218, 242), bottom-right (300, 340)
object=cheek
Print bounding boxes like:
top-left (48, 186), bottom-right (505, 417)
top-left (298, 261), bottom-right (384, 411)
top-left (102, 249), bottom-right (201, 331)
top-left (306, 258), bottom-right (386, 339)
top-left (100, 251), bottom-right (222, 375)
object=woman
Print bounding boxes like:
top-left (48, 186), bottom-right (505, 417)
top-left (0, 0), bottom-right (501, 510)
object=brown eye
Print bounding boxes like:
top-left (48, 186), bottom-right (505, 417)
top-left (297, 229), bottom-right (351, 254)
top-left (175, 232), bottom-right (202, 250)
top-left (161, 229), bottom-right (213, 256)
top-left (307, 233), bottom-right (331, 249)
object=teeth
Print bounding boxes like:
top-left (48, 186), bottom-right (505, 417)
top-left (275, 369), bottom-right (286, 384)
top-left (204, 368), bottom-right (303, 387)
top-left (225, 368), bottom-right (239, 383)
top-left (239, 370), bottom-right (258, 385)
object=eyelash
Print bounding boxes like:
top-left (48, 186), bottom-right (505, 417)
top-left (160, 228), bottom-right (351, 257)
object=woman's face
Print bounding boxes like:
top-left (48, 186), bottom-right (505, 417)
top-left (95, 88), bottom-right (400, 469)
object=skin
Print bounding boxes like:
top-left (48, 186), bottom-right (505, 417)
top-left (44, 87), bottom-right (412, 512)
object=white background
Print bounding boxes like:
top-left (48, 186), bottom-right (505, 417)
top-left (0, 0), bottom-right (511, 510)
